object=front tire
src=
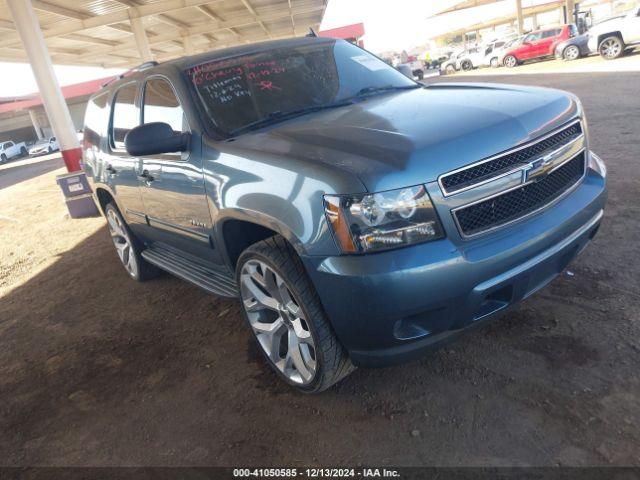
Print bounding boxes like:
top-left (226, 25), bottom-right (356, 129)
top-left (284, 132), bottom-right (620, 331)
top-left (461, 59), bottom-right (473, 71)
top-left (504, 55), bottom-right (518, 68)
top-left (0, 154), bottom-right (6, 164)
top-left (563, 45), bottom-right (581, 61)
top-left (599, 36), bottom-right (624, 60)
top-left (445, 64), bottom-right (456, 74)
top-left (237, 236), bottom-right (354, 393)
top-left (104, 203), bottom-right (159, 281)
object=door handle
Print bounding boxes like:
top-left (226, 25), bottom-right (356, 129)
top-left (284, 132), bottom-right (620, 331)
top-left (138, 170), bottom-right (155, 184)
top-left (105, 164), bottom-right (117, 175)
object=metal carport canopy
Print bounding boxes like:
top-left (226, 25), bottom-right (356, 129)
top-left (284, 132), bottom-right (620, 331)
top-left (0, 0), bottom-right (329, 68)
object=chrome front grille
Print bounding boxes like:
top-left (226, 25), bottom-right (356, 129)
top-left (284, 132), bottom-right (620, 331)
top-left (439, 121), bottom-right (583, 196)
top-left (453, 152), bottom-right (586, 237)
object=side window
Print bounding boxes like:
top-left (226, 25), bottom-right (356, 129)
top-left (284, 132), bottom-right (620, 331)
top-left (111, 83), bottom-right (139, 150)
top-left (524, 33), bottom-right (541, 42)
top-left (84, 92), bottom-right (109, 149)
top-left (143, 78), bottom-right (188, 134)
top-left (6, 141), bottom-right (14, 148)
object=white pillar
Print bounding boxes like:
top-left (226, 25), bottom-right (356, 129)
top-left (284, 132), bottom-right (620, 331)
top-left (515, 0), bottom-right (524, 34)
top-left (6, 0), bottom-right (81, 171)
top-left (566, 0), bottom-right (575, 23)
top-left (532, 14), bottom-right (539, 30)
top-left (129, 12), bottom-right (154, 62)
top-left (28, 109), bottom-right (44, 140)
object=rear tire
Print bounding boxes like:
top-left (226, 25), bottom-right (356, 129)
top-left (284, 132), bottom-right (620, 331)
top-left (504, 55), bottom-right (518, 68)
top-left (20, 146), bottom-right (27, 156)
top-left (104, 203), bottom-right (160, 282)
top-left (237, 236), bottom-right (354, 393)
top-left (490, 57), bottom-right (499, 68)
top-left (599, 36), bottom-right (624, 60)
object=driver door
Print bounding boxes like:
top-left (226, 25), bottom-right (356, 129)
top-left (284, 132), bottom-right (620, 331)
top-left (137, 76), bottom-right (215, 261)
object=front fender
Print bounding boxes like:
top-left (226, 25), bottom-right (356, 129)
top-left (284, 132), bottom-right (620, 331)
top-left (204, 141), bottom-right (366, 259)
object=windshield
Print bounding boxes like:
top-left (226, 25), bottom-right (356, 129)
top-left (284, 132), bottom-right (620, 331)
top-left (184, 40), bottom-right (416, 136)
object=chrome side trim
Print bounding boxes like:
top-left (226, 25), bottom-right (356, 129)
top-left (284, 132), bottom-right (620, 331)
top-left (451, 151), bottom-right (587, 239)
top-left (439, 119), bottom-right (583, 197)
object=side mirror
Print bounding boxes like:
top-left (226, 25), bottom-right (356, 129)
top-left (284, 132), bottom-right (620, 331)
top-left (125, 122), bottom-right (190, 157)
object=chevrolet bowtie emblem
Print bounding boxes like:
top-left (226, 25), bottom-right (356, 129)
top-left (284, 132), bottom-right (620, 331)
top-left (522, 153), bottom-right (555, 183)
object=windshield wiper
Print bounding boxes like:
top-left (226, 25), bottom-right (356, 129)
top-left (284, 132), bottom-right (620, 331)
top-left (352, 84), bottom-right (421, 99)
top-left (228, 100), bottom-right (355, 137)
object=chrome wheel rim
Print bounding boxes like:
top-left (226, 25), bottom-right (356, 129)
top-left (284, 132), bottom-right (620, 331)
top-left (240, 260), bottom-right (317, 385)
top-left (565, 46), bottom-right (579, 60)
top-left (601, 39), bottom-right (620, 58)
top-left (505, 56), bottom-right (516, 67)
top-left (106, 209), bottom-right (138, 277)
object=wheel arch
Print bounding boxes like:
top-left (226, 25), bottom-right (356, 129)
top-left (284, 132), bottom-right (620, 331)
top-left (216, 212), bottom-right (307, 271)
top-left (94, 186), bottom-right (122, 217)
top-left (598, 31), bottom-right (623, 48)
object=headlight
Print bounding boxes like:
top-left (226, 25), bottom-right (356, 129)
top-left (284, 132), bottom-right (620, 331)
top-left (324, 185), bottom-right (445, 254)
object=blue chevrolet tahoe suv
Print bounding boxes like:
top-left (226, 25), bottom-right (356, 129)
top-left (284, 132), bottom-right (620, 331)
top-left (83, 37), bottom-right (607, 392)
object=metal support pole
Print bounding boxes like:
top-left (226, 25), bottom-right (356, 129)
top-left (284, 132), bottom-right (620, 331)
top-left (28, 109), bottom-right (44, 140)
top-left (6, 0), bottom-right (81, 172)
top-left (129, 12), bottom-right (154, 62)
top-left (515, 0), bottom-right (524, 34)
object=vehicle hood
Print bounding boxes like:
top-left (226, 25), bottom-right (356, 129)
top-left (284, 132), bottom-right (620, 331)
top-left (232, 84), bottom-right (581, 193)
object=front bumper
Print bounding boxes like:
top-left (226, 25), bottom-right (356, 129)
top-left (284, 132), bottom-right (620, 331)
top-left (302, 155), bottom-right (607, 367)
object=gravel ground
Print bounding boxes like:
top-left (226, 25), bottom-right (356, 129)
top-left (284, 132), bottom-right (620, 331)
top-left (0, 72), bottom-right (639, 467)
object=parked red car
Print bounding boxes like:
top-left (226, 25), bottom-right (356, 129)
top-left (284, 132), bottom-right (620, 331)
top-left (503, 24), bottom-right (577, 67)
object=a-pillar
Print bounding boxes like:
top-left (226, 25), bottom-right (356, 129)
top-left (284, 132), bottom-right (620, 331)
top-left (6, 0), bottom-right (81, 172)
top-left (28, 109), bottom-right (44, 140)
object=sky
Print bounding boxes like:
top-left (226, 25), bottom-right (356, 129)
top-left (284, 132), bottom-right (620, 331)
top-left (0, 0), bottom-right (547, 97)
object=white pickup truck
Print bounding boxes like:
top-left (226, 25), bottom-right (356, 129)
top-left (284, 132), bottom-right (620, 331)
top-left (588, 6), bottom-right (640, 59)
top-left (0, 141), bottom-right (27, 164)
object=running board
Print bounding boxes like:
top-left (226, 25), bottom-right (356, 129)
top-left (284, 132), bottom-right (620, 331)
top-left (141, 245), bottom-right (238, 298)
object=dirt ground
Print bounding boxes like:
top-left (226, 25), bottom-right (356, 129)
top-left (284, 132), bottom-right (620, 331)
top-left (1, 72), bottom-right (639, 467)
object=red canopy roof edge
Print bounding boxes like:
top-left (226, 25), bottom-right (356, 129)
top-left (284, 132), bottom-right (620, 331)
top-left (318, 23), bottom-right (365, 40)
top-left (0, 75), bottom-right (115, 114)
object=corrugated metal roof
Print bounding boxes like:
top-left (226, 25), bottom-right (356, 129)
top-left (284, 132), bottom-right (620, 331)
top-left (0, 0), bottom-right (328, 67)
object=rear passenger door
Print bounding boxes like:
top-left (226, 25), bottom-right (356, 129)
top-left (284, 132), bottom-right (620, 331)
top-left (103, 81), bottom-right (147, 236)
top-left (538, 28), bottom-right (561, 56)
top-left (138, 76), bottom-right (214, 260)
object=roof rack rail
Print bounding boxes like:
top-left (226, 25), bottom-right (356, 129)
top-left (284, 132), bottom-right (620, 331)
top-left (101, 60), bottom-right (160, 87)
